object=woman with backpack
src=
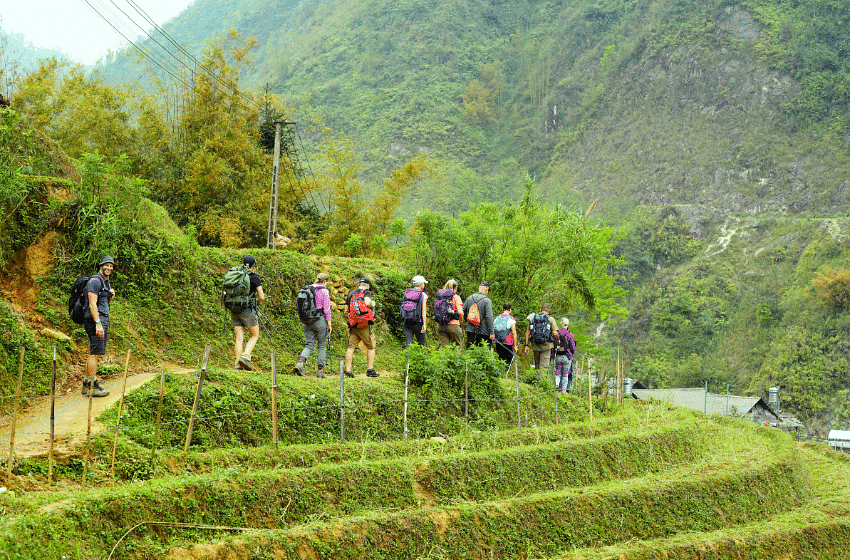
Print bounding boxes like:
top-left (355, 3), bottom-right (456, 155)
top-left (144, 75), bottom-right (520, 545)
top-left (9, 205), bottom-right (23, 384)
top-left (493, 302), bottom-right (518, 368)
top-left (434, 279), bottom-right (464, 348)
top-left (554, 317), bottom-right (577, 393)
top-left (400, 275), bottom-right (428, 347)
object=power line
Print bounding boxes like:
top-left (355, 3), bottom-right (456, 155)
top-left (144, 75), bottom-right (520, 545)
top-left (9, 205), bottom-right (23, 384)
top-left (79, 0), bottom-right (192, 90)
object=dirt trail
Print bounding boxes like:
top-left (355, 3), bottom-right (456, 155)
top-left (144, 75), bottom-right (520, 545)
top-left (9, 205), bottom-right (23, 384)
top-left (0, 366), bottom-right (189, 459)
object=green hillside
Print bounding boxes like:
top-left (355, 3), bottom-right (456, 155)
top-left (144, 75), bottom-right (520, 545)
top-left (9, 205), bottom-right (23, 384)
top-left (4, 399), bottom-right (850, 559)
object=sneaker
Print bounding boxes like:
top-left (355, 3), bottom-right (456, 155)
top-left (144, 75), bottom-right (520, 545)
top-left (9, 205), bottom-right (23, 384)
top-left (81, 378), bottom-right (109, 397)
top-left (293, 361), bottom-right (305, 376)
top-left (344, 371), bottom-right (354, 378)
top-left (238, 355), bottom-right (254, 371)
top-left (366, 369), bottom-right (379, 378)
top-left (317, 369), bottom-right (326, 379)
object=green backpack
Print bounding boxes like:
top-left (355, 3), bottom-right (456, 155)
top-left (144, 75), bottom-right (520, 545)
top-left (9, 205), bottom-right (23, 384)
top-left (222, 265), bottom-right (254, 311)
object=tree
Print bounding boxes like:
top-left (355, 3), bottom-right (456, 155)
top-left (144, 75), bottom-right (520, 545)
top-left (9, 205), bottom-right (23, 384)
top-left (407, 176), bottom-right (627, 319)
top-left (13, 60), bottom-right (132, 160)
top-left (811, 268), bottom-right (850, 312)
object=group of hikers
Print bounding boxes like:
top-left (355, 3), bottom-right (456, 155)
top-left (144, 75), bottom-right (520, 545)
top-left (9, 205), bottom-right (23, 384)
top-left (76, 255), bottom-right (577, 398)
top-left (397, 275), bottom-right (577, 392)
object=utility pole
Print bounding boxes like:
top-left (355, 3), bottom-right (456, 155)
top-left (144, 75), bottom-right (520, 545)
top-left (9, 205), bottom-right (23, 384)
top-left (267, 120), bottom-right (295, 249)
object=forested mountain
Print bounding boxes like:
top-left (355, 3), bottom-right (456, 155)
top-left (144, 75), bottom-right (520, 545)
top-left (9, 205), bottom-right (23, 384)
top-left (8, 0), bottom-right (850, 433)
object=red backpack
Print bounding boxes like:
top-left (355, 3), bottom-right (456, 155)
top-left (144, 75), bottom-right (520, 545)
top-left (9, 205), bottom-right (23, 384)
top-left (347, 289), bottom-right (374, 328)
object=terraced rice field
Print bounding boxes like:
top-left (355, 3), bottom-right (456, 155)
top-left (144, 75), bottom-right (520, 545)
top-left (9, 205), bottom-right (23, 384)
top-left (1, 400), bottom-right (848, 559)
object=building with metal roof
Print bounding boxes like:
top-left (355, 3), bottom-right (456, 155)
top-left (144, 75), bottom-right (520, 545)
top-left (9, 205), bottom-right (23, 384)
top-left (631, 388), bottom-right (782, 425)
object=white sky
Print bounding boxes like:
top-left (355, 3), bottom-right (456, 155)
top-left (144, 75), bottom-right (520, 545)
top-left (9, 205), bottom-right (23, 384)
top-left (1, 0), bottom-right (194, 65)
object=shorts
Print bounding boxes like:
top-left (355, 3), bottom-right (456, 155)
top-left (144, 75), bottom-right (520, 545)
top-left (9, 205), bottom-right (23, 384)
top-left (230, 307), bottom-right (258, 328)
top-left (84, 317), bottom-right (109, 355)
top-left (348, 325), bottom-right (375, 350)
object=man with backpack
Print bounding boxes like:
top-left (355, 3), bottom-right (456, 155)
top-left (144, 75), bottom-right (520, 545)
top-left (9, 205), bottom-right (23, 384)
top-left (344, 278), bottom-right (378, 378)
top-left (463, 282), bottom-right (494, 348)
top-left (295, 272), bottom-right (333, 377)
top-left (82, 256), bottom-right (117, 397)
top-left (227, 254), bottom-right (265, 371)
top-left (400, 275), bottom-right (428, 347)
top-left (524, 303), bottom-right (560, 371)
top-left (434, 279), bottom-right (464, 348)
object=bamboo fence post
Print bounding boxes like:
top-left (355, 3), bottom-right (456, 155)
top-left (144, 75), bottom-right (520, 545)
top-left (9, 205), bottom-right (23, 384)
top-left (586, 356), bottom-right (593, 421)
top-left (183, 345), bottom-right (211, 452)
top-left (271, 351), bottom-right (278, 449)
top-left (339, 358), bottom-right (345, 444)
top-left (149, 368), bottom-right (166, 467)
top-left (48, 344), bottom-right (56, 485)
top-left (514, 358), bottom-right (521, 428)
top-left (82, 364), bottom-right (95, 485)
top-left (110, 350), bottom-right (131, 477)
top-left (403, 361), bottom-right (410, 439)
top-left (7, 347), bottom-right (25, 481)
top-left (464, 361), bottom-right (469, 425)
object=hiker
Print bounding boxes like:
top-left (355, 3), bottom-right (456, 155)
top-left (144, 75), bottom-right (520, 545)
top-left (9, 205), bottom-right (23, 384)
top-left (295, 272), bottom-right (332, 377)
top-left (400, 275), bottom-right (428, 347)
top-left (463, 281), bottom-right (494, 348)
top-left (82, 256), bottom-right (116, 397)
top-left (493, 302), bottom-right (518, 367)
top-left (230, 254), bottom-right (265, 371)
top-left (434, 279), bottom-right (464, 348)
top-left (524, 303), bottom-right (559, 370)
top-left (345, 278), bottom-right (378, 378)
top-left (554, 317), bottom-right (577, 393)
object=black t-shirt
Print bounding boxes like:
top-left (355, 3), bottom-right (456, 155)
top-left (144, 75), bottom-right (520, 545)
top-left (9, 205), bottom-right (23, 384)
top-left (248, 272), bottom-right (262, 295)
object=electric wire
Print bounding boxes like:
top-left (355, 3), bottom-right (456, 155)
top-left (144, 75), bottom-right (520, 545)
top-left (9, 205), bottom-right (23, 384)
top-left (78, 0), bottom-right (325, 216)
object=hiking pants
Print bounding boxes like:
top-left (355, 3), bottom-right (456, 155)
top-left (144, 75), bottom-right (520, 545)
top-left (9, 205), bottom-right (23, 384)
top-left (300, 317), bottom-right (328, 368)
top-left (554, 354), bottom-right (573, 393)
top-left (403, 322), bottom-right (426, 348)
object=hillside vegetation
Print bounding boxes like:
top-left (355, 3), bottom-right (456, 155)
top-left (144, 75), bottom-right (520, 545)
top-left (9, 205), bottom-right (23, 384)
top-left (3, 400), bottom-right (850, 559)
top-left (2, 0), bottom-right (833, 432)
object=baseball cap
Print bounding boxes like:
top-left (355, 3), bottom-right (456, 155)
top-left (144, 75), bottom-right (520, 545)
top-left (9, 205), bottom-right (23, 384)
top-left (412, 275), bottom-right (428, 285)
top-left (242, 254), bottom-right (256, 266)
top-left (359, 278), bottom-right (372, 286)
top-left (479, 281), bottom-right (490, 287)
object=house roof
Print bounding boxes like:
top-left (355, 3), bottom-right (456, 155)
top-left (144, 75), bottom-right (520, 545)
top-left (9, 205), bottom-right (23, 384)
top-left (631, 388), bottom-right (781, 422)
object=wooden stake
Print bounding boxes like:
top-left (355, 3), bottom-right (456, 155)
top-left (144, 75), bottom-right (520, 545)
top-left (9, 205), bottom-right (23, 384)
top-left (464, 361), bottom-right (469, 425)
top-left (49, 344), bottom-right (56, 485)
top-left (149, 368), bottom-right (166, 467)
top-left (82, 368), bottom-right (95, 485)
top-left (581, 356), bottom-right (593, 420)
top-left (183, 345), bottom-right (211, 452)
top-left (514, 359), bottom-right (521, 428)
top-left (7, 347), bottom-right (24, 481)
top-left (403, 361), bottom-right (410, 439)
top-left (110, 350), bottom-right (131, 477)
top-left (271, 351), bottom-right (278, 449)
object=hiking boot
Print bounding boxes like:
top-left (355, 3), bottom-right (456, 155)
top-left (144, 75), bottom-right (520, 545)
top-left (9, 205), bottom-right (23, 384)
top-left (293, 361), bottom-right (305, 376)
top-left (317, 369), bottom-right (326, 379)
top-left (238, 355), bottom-right (254, 371)
top-left (344, 370), bottom-right (354, 378)
top-left (81, 378), bottom-right (109, 397)
top-left (366, 369), bottom-right (379, 378)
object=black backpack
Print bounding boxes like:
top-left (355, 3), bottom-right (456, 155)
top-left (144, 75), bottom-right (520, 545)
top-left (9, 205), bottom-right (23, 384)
top-left (529, 312), bottom-right (554, 344)
top-left (433, 289), bottom-right (458, 325)
top-left (296, 285), bottom-right (324, 322)
top-left (222, 265), bottom-right (253, 312)
top-left (68, 275), bottom-right (92, 324)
